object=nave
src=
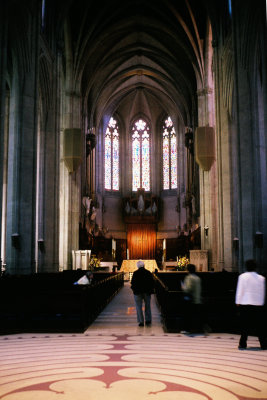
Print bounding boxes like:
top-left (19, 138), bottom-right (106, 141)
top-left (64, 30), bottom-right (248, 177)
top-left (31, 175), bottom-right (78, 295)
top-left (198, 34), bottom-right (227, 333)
top-left (1, 284), bottom-right (267, 400)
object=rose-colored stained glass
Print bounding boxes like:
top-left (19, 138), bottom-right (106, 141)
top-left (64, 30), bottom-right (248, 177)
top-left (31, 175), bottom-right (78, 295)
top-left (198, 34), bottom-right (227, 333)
top-left (163, 128), bottom-right (170, 190)
top-left (162, 117), bottom-right (177, 190)
top-left (132, 119), bottom-right (150, 191)
top-left (105, 117), bottom-right (119, 191)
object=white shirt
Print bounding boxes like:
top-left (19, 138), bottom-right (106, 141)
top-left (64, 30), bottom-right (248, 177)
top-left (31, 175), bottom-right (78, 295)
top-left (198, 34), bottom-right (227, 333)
top-left (235, 271), bottom-right (265, 306)
top-left (76, 275), bottom-right (90, 285)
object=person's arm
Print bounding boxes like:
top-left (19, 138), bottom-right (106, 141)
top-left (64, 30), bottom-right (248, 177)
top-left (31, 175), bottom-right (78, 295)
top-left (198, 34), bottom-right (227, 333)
top-left (260, 277), bottom-right (266, 305)
top-left (131, 272), bottom-right (136, 291)
top-left (235, 276), bottom-right (243, 305)
top-left (183, 275), bottom-right (192, 293)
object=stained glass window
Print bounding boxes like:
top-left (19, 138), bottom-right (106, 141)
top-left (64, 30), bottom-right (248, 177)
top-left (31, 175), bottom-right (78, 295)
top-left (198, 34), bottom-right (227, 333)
top-left (228, 0), bottom-right (232, 16)
top-left (132, 119), bottom-right (150, 191)
top-left (105, 117), bottom-right (119, 191)
top-left (41, 0), bottom-right (46, 29)
top-left (162, 116), bottom-right (177, 190)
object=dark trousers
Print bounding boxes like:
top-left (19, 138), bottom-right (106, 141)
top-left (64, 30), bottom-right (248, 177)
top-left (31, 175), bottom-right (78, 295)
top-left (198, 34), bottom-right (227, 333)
top-left (183, 301), bottom-right (202, 333)
top-left (134, 293), bottom-right (151, 324)
top-left (238, 305), bottom-right (267, 348)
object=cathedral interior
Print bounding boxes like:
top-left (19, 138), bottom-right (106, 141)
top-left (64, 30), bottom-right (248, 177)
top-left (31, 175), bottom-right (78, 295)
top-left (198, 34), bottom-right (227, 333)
top-left (1, 3), bottom-right (267, 400)
top-left (0, 0), bottom-right (266, 274)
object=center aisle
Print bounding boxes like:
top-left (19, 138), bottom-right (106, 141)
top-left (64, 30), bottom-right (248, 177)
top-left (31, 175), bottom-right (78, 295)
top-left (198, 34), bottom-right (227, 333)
top-left (85, 281), bottom-right (164, 334)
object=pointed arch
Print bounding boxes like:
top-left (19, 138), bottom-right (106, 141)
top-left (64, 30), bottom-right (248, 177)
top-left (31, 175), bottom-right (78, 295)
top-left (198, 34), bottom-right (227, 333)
top-left (104, 116), bottom-right (120, 191)
top-left (131, 117), bottom-right (151, 192)
top-left (162, 116), bottom-right (177, 190)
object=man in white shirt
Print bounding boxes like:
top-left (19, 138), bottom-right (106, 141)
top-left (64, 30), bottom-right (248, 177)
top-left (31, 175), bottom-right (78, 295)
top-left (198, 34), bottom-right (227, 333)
top-left (235, 259), bottom-right (267, 350)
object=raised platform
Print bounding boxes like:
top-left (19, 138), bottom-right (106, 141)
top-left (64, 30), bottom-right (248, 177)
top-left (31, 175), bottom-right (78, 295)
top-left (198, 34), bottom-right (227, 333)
top-left (120, 259), bottom-right (158, 280)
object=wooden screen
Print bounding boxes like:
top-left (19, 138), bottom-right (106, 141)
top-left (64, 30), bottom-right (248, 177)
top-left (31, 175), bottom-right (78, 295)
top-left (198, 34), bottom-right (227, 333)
top-left (127, 224), bottom-right (156, 259)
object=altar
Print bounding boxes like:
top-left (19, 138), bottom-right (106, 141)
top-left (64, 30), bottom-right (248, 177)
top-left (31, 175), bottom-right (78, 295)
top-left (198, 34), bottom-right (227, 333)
top-left (72, 250), bottom-right (91, 270)
top-left (120, 259), bottom-right (158, 280)
top-left (189, 250), bottom-right (208, 271)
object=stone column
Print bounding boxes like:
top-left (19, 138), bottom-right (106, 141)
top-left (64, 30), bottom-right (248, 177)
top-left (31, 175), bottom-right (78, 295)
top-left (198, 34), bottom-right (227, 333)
top-left (197, 87), bottom-right (218, 270)
top-left (5, 23), bottom-right (40, 274)
top-left (0, 2), bottom-right (8, 270)
top-left (59, 90), bottom-right (82, 270)
top-left (1, 90), bottom-right (9, 270)
top-left (212, 41), bottom-right (234, 271)
top-left (230, 1), bottom-right (266, 270)
top-left (36, 51), bottom-right (60, 273)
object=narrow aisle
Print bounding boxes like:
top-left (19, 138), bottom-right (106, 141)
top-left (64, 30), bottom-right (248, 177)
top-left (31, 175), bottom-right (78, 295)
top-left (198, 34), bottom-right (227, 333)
top-left (86, 281), bottom-right (164, 334)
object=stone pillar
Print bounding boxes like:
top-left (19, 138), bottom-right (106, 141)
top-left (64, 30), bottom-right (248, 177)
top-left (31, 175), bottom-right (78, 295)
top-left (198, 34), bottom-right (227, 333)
top-left (5, 44), bottom-right (40, 273)
top-left (36, 52), bottom-right (60, 272)
top-left (0, 2), bottom-right (8, 270)
top-left (230, 1), bottom-right (265, 270)
top-left (59, 90), bottom-right (82, 270)
top-left (197, 87), bottom-right (218, 270)
top-left (212, 42), bottom-right (234, 271)
top-left (1, 89), bottom-right (9, 270)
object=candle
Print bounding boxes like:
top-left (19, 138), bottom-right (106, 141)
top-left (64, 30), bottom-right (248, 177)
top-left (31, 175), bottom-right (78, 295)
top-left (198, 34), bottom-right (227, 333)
top-left (127, 249), bottom-right (129, 260)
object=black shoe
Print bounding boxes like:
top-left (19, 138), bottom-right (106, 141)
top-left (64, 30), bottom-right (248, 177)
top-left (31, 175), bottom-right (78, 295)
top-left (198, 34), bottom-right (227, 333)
top-left (145, 321), bottom-right (151, 326)
top-left (138, 323), bottom-right (144, 327)
top-left (238, 346), bottom-right (247, 350)
top-left (261, 346), bottom-right (267, 350)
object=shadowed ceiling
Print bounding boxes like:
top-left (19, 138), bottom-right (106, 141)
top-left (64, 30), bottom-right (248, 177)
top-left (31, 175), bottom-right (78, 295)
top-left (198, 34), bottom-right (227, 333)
top-left (54, 0), bottom-right (214, 129)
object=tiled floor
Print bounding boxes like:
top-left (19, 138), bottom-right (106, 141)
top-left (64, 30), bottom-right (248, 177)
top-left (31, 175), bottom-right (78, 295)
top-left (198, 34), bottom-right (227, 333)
top-left (87, 281), bottom-right (164, 335)
top-left (1, 282), bottom-right (267, 400)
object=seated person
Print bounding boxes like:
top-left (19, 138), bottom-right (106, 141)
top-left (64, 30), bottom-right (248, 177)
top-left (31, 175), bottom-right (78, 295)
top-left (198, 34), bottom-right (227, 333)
top-left (74, 271), bottom-right (94, 285)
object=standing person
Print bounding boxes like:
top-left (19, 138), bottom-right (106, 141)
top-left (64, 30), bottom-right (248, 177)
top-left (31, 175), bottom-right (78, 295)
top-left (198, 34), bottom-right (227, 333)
top-left (235, 259), bottom-right (267, 350)
top-left (181, 263), bottom-right (202, 333)
top-left (131, 260), bottom-right (154, 327)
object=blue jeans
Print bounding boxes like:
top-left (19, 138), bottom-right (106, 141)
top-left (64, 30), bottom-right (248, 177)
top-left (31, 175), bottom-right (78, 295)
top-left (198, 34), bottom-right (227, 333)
top-left (134, 293), bottom-right (152, 324)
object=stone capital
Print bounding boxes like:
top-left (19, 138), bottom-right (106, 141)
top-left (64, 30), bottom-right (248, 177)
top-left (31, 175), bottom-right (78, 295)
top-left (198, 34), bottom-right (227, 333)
top-left (197, 87), bottom-right (213, 97)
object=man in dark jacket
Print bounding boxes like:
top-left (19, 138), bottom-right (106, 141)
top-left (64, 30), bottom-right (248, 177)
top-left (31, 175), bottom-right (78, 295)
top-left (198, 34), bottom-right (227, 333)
top-left (131, 260), bottom-right (154, 327)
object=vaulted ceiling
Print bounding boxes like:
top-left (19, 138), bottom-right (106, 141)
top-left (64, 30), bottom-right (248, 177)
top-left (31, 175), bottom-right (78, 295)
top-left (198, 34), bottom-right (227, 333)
top-left (57, 0), bottom-right (213, 129)
top-left (7, 0), bottom-right (221, 129)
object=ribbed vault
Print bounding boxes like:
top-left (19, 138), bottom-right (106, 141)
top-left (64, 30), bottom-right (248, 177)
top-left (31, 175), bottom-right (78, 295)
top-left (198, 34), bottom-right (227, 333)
top-left (57, 0), bottom-right (211, 129)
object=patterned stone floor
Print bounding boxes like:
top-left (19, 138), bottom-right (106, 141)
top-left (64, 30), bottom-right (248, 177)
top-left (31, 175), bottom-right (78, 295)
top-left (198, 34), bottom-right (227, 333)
top-left (0, 283), bottom-right (267, 400)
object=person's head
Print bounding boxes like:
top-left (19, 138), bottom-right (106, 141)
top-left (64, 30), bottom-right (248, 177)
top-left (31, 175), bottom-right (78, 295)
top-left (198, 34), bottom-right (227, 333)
top-left (245, 259), bottom-right (257, 272)
top-left (86, 271), bottom-right (94, 279)
top-left (137, 260), bottom-right (145, 269)
top-left (187, 263), bottom-right (196, 274)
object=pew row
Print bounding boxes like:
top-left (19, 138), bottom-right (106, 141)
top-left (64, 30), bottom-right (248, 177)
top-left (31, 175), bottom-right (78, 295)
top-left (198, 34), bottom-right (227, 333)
top-left (0, 271), bottom-right (124, 334)
top-left (153, 272), bottom-right (243, 333)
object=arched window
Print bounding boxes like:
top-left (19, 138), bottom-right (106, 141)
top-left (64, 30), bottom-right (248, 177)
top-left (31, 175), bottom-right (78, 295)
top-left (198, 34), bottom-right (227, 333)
top-left (132, 118), bottom-right (150, 191)
top-left (104, 117), bottom-right (119, 191)
top-left (162, 116), bottom-right (177, 190)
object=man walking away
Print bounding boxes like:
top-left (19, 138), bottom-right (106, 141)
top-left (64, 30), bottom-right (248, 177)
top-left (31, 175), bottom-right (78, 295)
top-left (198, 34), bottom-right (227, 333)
top-left (235, 259), bottom-right (267, 350)
top-left (131, 260), bottom-right (154, 327)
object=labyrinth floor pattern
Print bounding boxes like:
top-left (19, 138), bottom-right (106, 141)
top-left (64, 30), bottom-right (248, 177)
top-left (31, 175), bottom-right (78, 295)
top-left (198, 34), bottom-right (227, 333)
top-left (1, 332), bottom-right (267, 400)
